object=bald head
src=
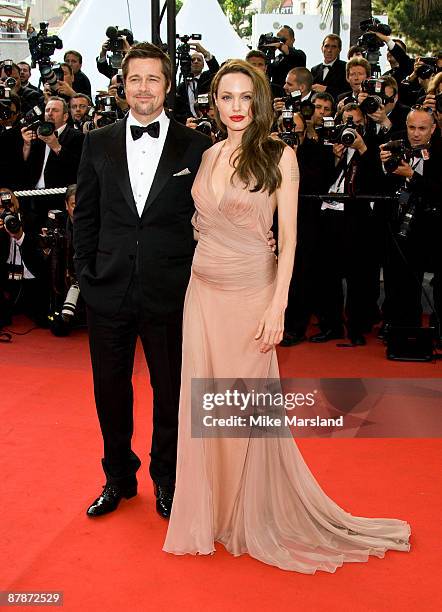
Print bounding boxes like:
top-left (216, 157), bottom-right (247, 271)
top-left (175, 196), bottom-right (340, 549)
top-left (406, 108), bottom-right (436, 147)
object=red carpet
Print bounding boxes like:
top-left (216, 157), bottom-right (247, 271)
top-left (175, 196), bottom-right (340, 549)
top-left (1, 317), bottom-right (441, 611)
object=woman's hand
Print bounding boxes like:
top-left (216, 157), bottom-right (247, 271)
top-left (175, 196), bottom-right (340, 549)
top-left (255, 304), bottom-right (285, 353)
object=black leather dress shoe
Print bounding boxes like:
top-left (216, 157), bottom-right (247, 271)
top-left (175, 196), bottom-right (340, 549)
top-left (153, 483), bottom-right (175, 519)
top-left (309, 329), bottom-right (344, 343)
top-left (349, 334), bottom-right (366, 346)
top-left (86, 484), bottom-right (137, 517)
top-left (279, 331), bottom-right (306, 347)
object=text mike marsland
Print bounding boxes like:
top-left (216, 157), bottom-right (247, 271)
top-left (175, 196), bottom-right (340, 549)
top-left (202, 415), bottom-right (344, 428)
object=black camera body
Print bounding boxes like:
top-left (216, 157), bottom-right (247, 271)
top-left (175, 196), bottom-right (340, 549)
top-left (317, 116), bottom-right (360, 147)
top-left (358, 18), bottom-right (391, 68)
top-left (0, 191), bottom-right (21, 234)
top-left (194, 93), bottom-right (215, 136)
top-left (176, 33), bottom-right (202, 82)
top-left (0, 83), bottom-right (14, 121)
top-left (279, 109), bottom-right (300, 148)
top-left (39, 209), bottom-right (65, 250)
top-left (416, 58), bottom-right (439, 80)
top-left (28, 22), bottom-right (63, 69)
top-left (19, 105), bottom-right (54, 136)
top-left (359, 77), bottom-right (393, 114)
top-left (282, 90), bottom-right (316, 120)
top-left (93, 94), bottom-right (119, 128)
top-left (105, 26), bottom-right (134, 69)
top-left (383, 139), bottom-right (429, 174)
top-left (258, 33), bottom-right (286, 60)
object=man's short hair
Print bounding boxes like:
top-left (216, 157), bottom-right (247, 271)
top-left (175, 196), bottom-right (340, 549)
top-left (65, 184), bottom-right (77, 200)
top-left (393, 39), bottom-right (407, 53)
top-left (246, 50), bottom-right (266, 62)
top-left (381, 75), bottom-right (399, 95)
top-left (70, 93), bottom-right (92, 105)
top-left (64, 50), bottom-right (83, 64)
top-left (322, 34), bottom-right (342, 51)
top-left (347, 45), bottom-right (365, 60)
top-left (346, 57), bottom-right (371, 78)
top-left (281, 25), bottom-right (295, 40)
top-left (17, 61), bottom-right (31, 70)
top-left (47, 96), bottom-right (69, 114)
top-left (407, 107), bottom-right (436, 125)
top-left (337, 102), bottom-right (363, 123)
top-left (288, 67), bottom-right (313, 90)
top-left (311, 91), bottom-right (335, 112)
top-left (122, 42), bottom-right (172, 87)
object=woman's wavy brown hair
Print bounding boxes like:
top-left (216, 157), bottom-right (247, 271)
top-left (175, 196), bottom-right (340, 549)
top-left (210, 59), bottom-right (285, 194)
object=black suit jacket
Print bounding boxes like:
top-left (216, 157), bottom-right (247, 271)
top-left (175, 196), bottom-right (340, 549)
top-left (73, 116), bottom-right (211, 317)
top-left (311, 59), bottom-right (348, 101)
top-left (23, 126), bottom-right (85, 189)
top-left (269, 47), bottom-right (307, 87)
top-left (175, 57), bottom-right (220, 122)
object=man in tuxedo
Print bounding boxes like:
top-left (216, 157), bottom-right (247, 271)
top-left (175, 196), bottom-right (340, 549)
top-left (311, 34), bottom-right (348, 101)
top-left (337, 57), bottom-right (371, 109)
top-left (73, 43), bottom-right (211, 519)
top-left (273, 67), bottom-right (314, 114)
top-left (21, 97), bottom-right (84, 224)
top-left (174, 42), bottom-right (219, 123)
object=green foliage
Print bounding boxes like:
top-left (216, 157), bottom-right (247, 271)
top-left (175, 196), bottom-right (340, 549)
top-left (176, 0), bottom-right (183, 13)
top-left (59, 0), bottom-right (81, 19)
top-left (219, 0), bottom-right (257, 38)
top-left (372, 0), bottom-right (442, 54)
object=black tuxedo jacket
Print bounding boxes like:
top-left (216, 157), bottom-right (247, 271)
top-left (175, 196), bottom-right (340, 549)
top-left (269, 47), bottom-right (307, 87)
top-left (73, 116), bottom-right (211, 317)
top-left (311, 59), bottom-right (348, 101)
top-left (23, 126), bottom-right (84, 189)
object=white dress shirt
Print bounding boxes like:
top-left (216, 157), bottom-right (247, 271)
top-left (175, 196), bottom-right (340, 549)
top-left (321, 148), bottom-right (356, 212)
top-left (35, 123), bottom-right (67, 189)
top-left (187, 75), bottom-right (200, 117)
top-left (126, 109), bottom-right (170, 217)
top-left (7, 232), bottom-right (34, 279)
top-left (322, 58), bottom-right (337, 80)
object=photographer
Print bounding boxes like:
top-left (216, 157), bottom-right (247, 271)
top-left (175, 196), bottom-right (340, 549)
top-left (64, 50), bottom-right (92, 98)
top-left (337, 57), bottom-right (371, 108)
top-left (43, 62), bottom-right (77, 103)
top-left (273, 67), bottom-right (314, 114)
top-left (17, 61), bottom-right (40, 92)
top-left (358, 76), bottom-right (410, 140)
top-left (423, 71), bottom-right (442, 131)
top-left (97, 28), bottom-right (133, 80)
top-left (403, 55), bottom-right (442, 107)
top-left (311, 35), bottom-right (348, 101)
top-left (246, 50), bottom-right (284, 98)
top-left (265, 25), bottom-right (306, 88)
top-left (175, 42), bottom-right (219, 123)
top-left (0, 61), bottom-right (44, 115)
top-left (107, 74), bottom-right (129, 116)
top-left (69, 93), bottom-right (92, 129)
top-left (21, 96), bottom-right (84, 223)
top-left (0, 188), bottom-right (49, 327)
top-left (0, 93), bottom-right (25, 190)
top-left (379, 107), bottom-right (441, 333)
top-left (310, 103), bottom-right (385, 345)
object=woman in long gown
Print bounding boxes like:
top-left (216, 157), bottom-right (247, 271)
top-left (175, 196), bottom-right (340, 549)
top-left (163, 60), bottom-right (410, 573)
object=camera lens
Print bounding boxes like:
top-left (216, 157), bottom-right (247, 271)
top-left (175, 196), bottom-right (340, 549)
top-left (37, 121), bottom-right (55, 137)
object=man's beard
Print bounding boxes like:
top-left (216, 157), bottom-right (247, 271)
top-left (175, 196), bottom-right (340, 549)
top-left (132, 99), bottom-right (157, 116)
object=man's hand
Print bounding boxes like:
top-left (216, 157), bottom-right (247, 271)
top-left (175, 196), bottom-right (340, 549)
top-left (367, 30), bottom-right (390, 44)
top-left (190, 42), bottom-right (209, 58)
top-left (38, 131), bottom-right (61, 154)
top-left (273, 97), bottom-right (285, 113)
top-left (185, 117), bottom-right (198, 130)
top-left (100, 40), bottom-right (110, 59)
top-left (21, 125), bottom-right (36, 145)
top-left (367, 104), bottom-right (391, 129)
top-left (56, 80), bottom-right (75, 98)
top-left (311, 84), bottom-right (327, 93)
top-left (422, 93), bottom-right (436, 112)
top-left (333, 143), bottom-right (345, 160)
top-left (350, 132), bottom-right (367, 155)
top-left (392, 159), bottom-right (414, 178)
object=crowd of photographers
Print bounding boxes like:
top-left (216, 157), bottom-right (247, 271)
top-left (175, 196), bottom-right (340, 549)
top-left (0, 19), bottom-right (441, 349)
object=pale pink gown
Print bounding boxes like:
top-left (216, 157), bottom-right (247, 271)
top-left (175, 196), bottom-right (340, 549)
top-left (163, 142), bottom-right (410, 573)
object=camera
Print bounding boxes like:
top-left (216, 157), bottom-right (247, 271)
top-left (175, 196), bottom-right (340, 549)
top-left (279, 109), bottom-right (300, 148)
top-left (116, 68), bottom-right (126, 99)
top-left (0, 191), bottom-right (21, 234)
top-left (19, 105), bottom-right (55, 137)
top-left (282, 90), bottom-right (316, 120)
top-left (395, 188), bottom-right (416, 239)
top-left (317, 116), bottom-right (360, 146)
top-left (39, 209), bottom-right (65, 249)
top-left (94, 94), bottom-right (119, 128)
top-left (359, 77), bottom-right (394, 114)
top-left (416, 58), bottom-right (439, 80)
top-left (358, 18), bottom-right (391, 68)
top-left (1, 60), bottom-right (17, 89)
top-left (176, 33), bottom-right (202, 82)
top-left (194, 94), bottom-right (215, 136)
top-left (382, 139), bottom-right (429, 174)
top-left (105, 26), bottom-right (134, 69)
top-left (0, 83), bottom-right (14, 121)
top-left (28, 22), bottom-right (63, 74)
top-left (39, 62), bottom-right (65, 92)
top-left (258, 33), bottom-right (286, 61)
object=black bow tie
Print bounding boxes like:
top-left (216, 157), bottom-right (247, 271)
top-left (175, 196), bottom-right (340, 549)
top-left (130, 121), bottom-right (160, 141)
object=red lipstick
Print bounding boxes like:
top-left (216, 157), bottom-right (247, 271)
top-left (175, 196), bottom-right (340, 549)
top-left (230, 115), bottom-right (245, 122)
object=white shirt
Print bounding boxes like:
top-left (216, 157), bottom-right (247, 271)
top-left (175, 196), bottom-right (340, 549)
top-left (126, 109), bottom-right (170, 217)
top-left (7, 232), bottom-right (34, 279)
top-left (322, 58), bottom-right (337, 80)
top-left (35, 123), bottom-right (67, 189)
top-left (187, 75), bottom-right (200, 117)
top-left (321, 148), bottom-right (356, 212)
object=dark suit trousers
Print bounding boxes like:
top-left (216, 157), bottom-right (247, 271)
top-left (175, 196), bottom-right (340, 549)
top-left (86, 273), bottom-right (182, 489)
